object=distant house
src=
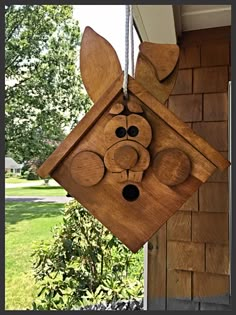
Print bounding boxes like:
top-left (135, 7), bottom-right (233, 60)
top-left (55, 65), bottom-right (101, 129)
top-left (5, 157), bottom-right (23, 174)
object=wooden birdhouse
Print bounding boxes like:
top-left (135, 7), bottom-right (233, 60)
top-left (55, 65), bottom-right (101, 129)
top-left (38, 27), bottom-right (230, 253)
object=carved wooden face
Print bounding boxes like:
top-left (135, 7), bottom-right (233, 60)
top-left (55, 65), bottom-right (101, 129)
top-left (38, 27), bottom-right (230, 252)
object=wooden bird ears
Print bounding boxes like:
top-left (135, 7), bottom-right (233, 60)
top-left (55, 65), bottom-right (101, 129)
top-left (80, 26), bottom-right (180, 103)
top-left (139, 42), bottom-right (179, 82)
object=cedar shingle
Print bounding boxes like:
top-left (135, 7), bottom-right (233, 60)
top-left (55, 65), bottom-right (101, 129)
top-left (193, 67), bottom-right (228, 93)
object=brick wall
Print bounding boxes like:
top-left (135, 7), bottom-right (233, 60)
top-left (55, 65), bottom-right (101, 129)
top-left (147, 26), bottom-right (231, 311)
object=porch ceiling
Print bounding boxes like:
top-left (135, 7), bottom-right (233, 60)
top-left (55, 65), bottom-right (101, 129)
top-left (133, 5), bottom-right (231, 43)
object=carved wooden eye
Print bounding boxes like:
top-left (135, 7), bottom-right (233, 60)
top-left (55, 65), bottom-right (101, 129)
top-left (127, 126), bottom-right (139, 137)
top-left (115, 127), bottom-right (126, 138)
top-left (104, 115), bottom-right (127, 148)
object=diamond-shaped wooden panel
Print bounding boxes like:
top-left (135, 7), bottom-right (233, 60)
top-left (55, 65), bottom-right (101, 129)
top-left (38, 27), bottom-right (230, 253)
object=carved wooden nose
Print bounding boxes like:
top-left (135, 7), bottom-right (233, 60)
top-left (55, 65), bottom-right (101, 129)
top-left (114, 145), bottom-right (138, 170)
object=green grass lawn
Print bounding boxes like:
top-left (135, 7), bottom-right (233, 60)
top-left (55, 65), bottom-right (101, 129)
top-left (5, 186), bottom-right (66, 197)
top-left (5, 202), bottom-right (64, 310)
top-left (5, 178), bottom-right (42, 184)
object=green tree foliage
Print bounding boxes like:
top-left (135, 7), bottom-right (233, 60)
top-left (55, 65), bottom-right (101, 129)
top-left (5, 5), bottom-right (91, 164)
top-left (31, 201), bottom-right (144, 310)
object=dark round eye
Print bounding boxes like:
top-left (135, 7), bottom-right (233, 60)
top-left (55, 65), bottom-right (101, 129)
top-left (122, 184), bottom-right (140, 202)
top-left (127, 126), bottom-right (139, 137)
top-left (115, 127), bottom-right (126, 138)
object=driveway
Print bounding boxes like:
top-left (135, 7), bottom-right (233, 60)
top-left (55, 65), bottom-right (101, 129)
top-left (5, 196), bottom-right (73, 203)
top-left (5, 180), bottom-right (60, 188)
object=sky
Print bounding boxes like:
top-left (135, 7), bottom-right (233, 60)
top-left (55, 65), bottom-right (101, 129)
top-left (73, 5), bottom-right (140, 75)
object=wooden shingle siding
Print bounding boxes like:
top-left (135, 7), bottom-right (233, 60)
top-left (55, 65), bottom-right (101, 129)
top-left (201, 42), bottom-right (229, 67)
top-left (168, 94), bottom-right (202, 122)
top-left (167, 300), bottom-right (199, 310)
top-left (167, 270), bottom-right (192, 300)
top-left (147, 224), bottom-right (166, 309)
top-left (199, 182), bottom-right (229, 212)
top-left (179, 45), bottom-right (200, 69)
top-left (167, 212), bottom-right (191, 241)
top-left (192, 212), bottom-right (228, 244)
top-left (193, 67), bottom-right (228, 93)
top-left (200, 302), bottom-right (231, 310)
top-left (167, 241), bottom-right (205, 272)
top-left (192, 121), bottom-right (228, 151)
top-left (208, 152), bottom-right (228, 183)
top-left (171, 69), bottom-right (192, 95)
top-left (180, 191), bottom-right (198, 211)
top-left (147, 26), bottom-right (230, 310)
top-left (203, 93), bottom-right (228, 121)
top-left (193, 272), bottom-right (229, 304)
top-left (206, 244), bottom-right (229, 275)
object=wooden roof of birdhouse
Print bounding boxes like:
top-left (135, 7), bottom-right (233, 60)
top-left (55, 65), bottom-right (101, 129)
top-left (38, 73), bottom-right (229, 178)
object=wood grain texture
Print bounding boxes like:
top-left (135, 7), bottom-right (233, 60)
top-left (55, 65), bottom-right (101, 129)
top-left (167, 270), bottom-right (192, 300)
top-left (148, 225), bottom-right (167, 302)
top-left (37, 73), bottom-right (124, 178)
top-left (167, 211), bottom-right (191, 241)
top-left (48, 88), bottom-right (208, 252)
top-left (144, 104), bottom-right (216, 183)
top-left (109, 103), bottom-right (124, 115)
top-left (110, 170), bottom-right (127, 183)
top-left (52, 160), bottom-right (179, 252)
top-left (70, 151), bottom-right (104, 187)
top-left (127, 114), bottom-right (152, 147)
top-left (152, 148), bottom-right (191, 186)
top-left (193, 67), bottom-right (228, 93)
top-left (192, 212), bottom-right (229, 244)
top-left (171, 69), bottom-right (192, 95)
top-left (135, 53), bottom-right (178, 104)
top-left (49, 96), bottom-right (199, 252)
top-left (80, 26), bottom-right (122, 103)
top-left (179, 45), bottom-right (200, 69)
top-left (204, 93), bottom-right (228, 121)
top-left (104, 140), bottom-right (150, 173)
top-left (201, 42), bottom-right (229, 67)
top-left (180, 191), bottom-right (198, 211)
top-left (199, 182), bottom-right (228, 212)
top-left (128, 76), bottom-right (230, 171)
top-left (114, 145), bottom-right (138, 170)
top-left (127, 101), bottom-right (143, 113)
top-left (128, 170), bottom-right (143, 182)
top-left (179, 27), bottom-right (230, 46)
top-left (193, 272), bottom-right (229, 301)
top-left (208, 152), bottom-right (228, 183)
top-left (193, 121), bottom-right (228, 152)
top-left (104, 115), bottom-right (127, 148)
top-left (139, 42), bottom-right (179, 81)
top-left (206, 244), bottom-right (229, 275)
top-left (167, 241), bottom-right (205, 272)
top-left (168, 94), bottom-right (202, 122)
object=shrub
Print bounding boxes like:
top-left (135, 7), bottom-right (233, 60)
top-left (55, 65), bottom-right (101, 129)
top-left (5, 171), bottom-right (14, 178)
top-left (27, 171), bottom-right (39, 180)
top-left (31, 200), bottom-right (144, 310)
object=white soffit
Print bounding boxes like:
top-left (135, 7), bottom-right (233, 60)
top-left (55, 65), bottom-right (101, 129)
top-left (133, 5), bottom-right (177, 44)
top-left (181, 5), bottom-right (231, 31)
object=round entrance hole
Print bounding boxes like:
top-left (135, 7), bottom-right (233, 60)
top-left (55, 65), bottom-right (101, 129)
top-left (122, 184), bottom-right (140, 202)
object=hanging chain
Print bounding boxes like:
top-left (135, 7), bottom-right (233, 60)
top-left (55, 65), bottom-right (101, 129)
top-left (123, 5), bottom-right (134, 100)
